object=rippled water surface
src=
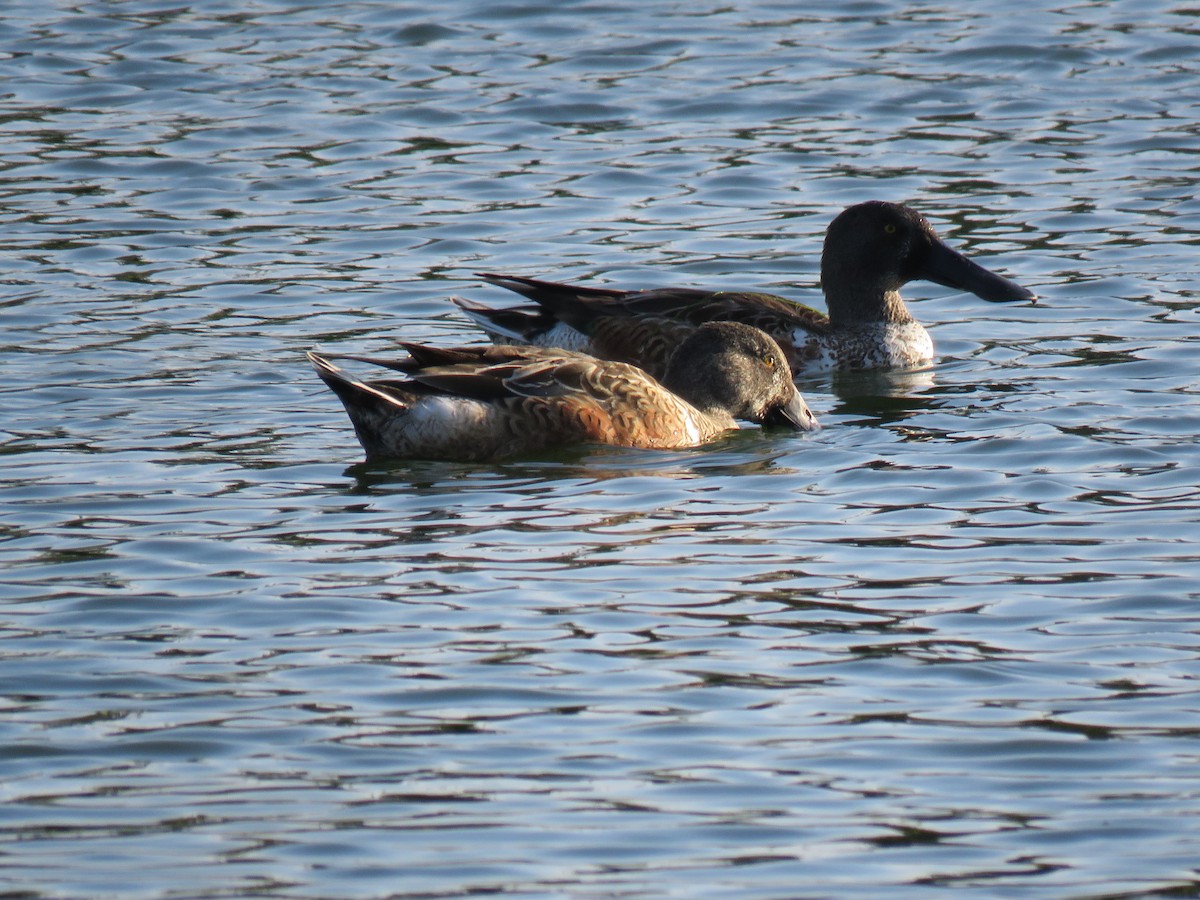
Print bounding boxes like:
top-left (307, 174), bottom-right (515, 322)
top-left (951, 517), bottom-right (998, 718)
top-left (4, 2), bottom-right (1200, 897)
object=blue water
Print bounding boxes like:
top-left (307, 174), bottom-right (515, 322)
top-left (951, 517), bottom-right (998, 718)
top-left (3, 2), bottom-right (1200, 897)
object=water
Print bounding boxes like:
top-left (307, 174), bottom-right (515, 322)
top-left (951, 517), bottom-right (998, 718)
top-left (2, 1), bottom-right (1200, 896)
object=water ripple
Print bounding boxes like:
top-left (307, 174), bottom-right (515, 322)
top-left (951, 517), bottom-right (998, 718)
top-left (3, 1), bottom-right (1200, 897)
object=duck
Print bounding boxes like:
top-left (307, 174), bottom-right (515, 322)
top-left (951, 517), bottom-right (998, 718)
top-left (452, 200), bottom-right (1036, 378)
top-left (310, 321), bottom-right (818, 462)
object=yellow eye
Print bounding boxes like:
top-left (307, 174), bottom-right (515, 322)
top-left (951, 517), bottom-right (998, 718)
top-left (763, 355), bottom-right (776, 369)
top-left (884, 223), bottom-right (897, 234)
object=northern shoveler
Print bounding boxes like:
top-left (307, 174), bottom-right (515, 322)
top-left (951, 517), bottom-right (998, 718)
top-left (453, 200), bottom-right (1035, 378)
top-left (310, 321), bottom-right (817, 462)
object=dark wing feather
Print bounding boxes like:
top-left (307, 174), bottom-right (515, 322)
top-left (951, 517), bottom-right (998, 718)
top-left (404, 350), bottom-right (620, 402)
top-left (478, 272), bottom-right (630, 304)
top-left (397, 342), bottom-right (485, 367)
top-left (313, 344), bottom-right (525, 376)
top-left (406, 366), bottom-right (516, 400)
top-left (451, 296), bottom-right (558, 340)
top-left (602, 289), bottom-right (832, 335)
top-left (478, 273), bottom-right (832, 337)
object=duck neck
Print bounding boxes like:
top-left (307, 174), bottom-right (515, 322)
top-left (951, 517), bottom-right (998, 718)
top-left (827, 286), bottom-right (916, 329)
top-left (660, 370), bottom-right (736, 426)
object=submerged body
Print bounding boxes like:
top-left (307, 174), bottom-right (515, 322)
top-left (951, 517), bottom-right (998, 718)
top-left (454, 201), bottom-right (1035, 378)
top-left (311, 322), bottom-right (817, 462)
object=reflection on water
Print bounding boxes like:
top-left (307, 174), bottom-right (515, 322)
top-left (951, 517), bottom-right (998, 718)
top-left (820, 366), bottom-right (941, 425)
top-left (3, 1), bottom-right (1200, 898)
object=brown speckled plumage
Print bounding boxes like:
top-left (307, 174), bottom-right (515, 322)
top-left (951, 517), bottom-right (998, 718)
top-left (453, 201), bottom-right (1035, 376)
top-left (311, 322), bottom-right (817, 462)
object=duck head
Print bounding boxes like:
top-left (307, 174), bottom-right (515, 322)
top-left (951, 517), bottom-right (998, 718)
top-left (663, 322), bottom-right (819, 432)
top-left (821, 200), bottom-right (1036, 326)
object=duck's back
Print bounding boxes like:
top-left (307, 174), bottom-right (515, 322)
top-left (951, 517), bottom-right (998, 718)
top-left (462, 274), bottom-right (833, 376)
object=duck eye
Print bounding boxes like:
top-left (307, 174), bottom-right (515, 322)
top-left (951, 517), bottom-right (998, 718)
top-left (762, 355), bottom-right (776, 369)
top-left (883, 223), bottom-right (898, 234)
